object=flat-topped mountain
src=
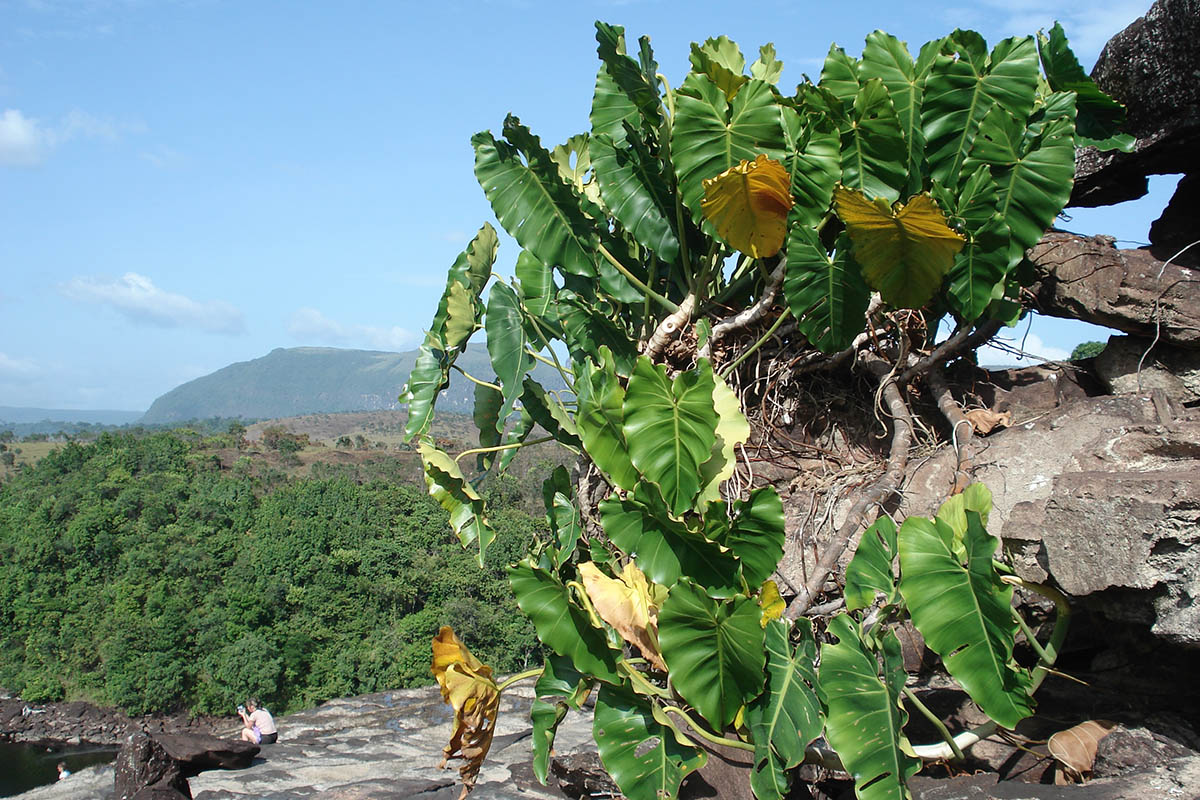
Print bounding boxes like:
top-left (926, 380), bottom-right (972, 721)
top-left (141, 345), bottom-right (559, 424)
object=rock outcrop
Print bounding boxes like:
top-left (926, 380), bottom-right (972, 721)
top-left (1025, 233), bottom-right (1200, 350)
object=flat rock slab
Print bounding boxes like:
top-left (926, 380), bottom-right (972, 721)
top-left (188, 685), bottom-right (596, 799)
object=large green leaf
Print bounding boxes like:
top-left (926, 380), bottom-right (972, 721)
top-left (844, 516), bottom-right (899, 612)
top-left (400, 334), bottom-right (450, 440)
top-left (1037, 22), bottom-right (1124, 142)
top-left (658, 579), bottom-right (765, 729)
top-left (558, 291), bottom-right (638, 376)
top-left (518, 375), bottom-right (581, 450)
top-left (672, 74), bottom-right (786, 221)
top-left (966, 97), bottom-right (1076, 265)
top-left (531, 698), bottom-right (568, 785)
top-left (599, 488), bottom-right (740, 597)
top-left (750, 43), bottom-right (784, 84)
top-left (536, 651), bottom-right (593, 710)
top-left (497, 406), bottom-right (535, 472)
top-left (689, 35), bottom-right (749, 100)
top-left (898, 512), bottom-right (1034, 728)
top-left (591, 131), bottom-right (680, 264)
top-left (485, 282), bottom-right (535, 425)
top-left (515, 249), bottom-right (554, 320)
top-left (696, 371), bottom-right (751, 507)
top-left (747, 619), bottom-right (823, 800)
top-left (821, 614), bottom-right (919, 800)
top-left (840, 78), bottom-right (908, 204)
top-left (575, 348), bottom-right (638, 492)
top-left (719, 487), bottom-right (786, 587)
top-left (859, 32), bottom-right (927, 192)
top-left (507, 558), bottom-right (620, 683)
top-left (784, 228), bottom-right (870, 353)
top-left (418, 441), bottom-right (496, 566)
top-left (593, 685), bottom-right (705, 800)
top-left (783, 113), bottom-right (840, 230)
top-left (623, 357), bottom-right (718, 516)
top-left (542, 466), bottom-right (582, 568)
top-left (472, 381), bottom-right (504, 471)
top-left (923, 34), bottom-right (1040, 187)
top-left (945, 168), bottom-right (1012, 321)
top-left (429, 223), bottom-right (498, 345)
top-left (473, 116), bottom-right (600, 277)
top-left (595, 22), bottom-right (663, 136)
top-left (820, 43), bottom-right (860, 107)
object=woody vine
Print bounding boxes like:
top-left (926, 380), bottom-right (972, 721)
top-left (401, 20), bottom-right (1126, 800)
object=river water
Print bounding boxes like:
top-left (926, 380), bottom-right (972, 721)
top-left (0, 741), bottom-right (118, 797)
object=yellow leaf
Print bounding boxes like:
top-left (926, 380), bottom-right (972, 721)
top-left (759, 579), bottom-right (784, 627)
top-left (701, 154), bottom-right (794, 258)
top-left (431, 627), bottom-right (501, 799)
top-left (579, 561), bottom-right (667, 670)
top-left (833, 186), bottom-right (965, 309)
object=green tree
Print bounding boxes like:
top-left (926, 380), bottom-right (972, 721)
top-left (1070, 340), bottom-right (1106, 360)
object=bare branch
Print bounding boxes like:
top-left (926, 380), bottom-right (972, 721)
top-left (927, 369), bottom-right (973, 493)
top-left (899, 319), bottom-right (1002, 384)
top-left (698, 257), bottom-right (785, 360)
top-left (642, 293), bottom-right (697, 361)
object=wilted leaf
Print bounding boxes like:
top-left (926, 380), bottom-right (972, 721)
top-left (1048, 720), bottom-right (1117, 782)
top-left (834, 186), bottom-right (965, 308)
top-left (701, 154), bottom-right (794, 258)
top-left (964, 408), bottom-right (1011, 435)
top-left (432, 627), bottom-right (501, 800)
top-left (696, 370), bottom-right (751, 506)
top-left (579, 561), bottom-right (666, 670)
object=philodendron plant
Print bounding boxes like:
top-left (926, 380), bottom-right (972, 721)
top-left (407, 20), bottom-right (1120, 800)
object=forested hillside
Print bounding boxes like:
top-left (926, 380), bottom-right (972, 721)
top-left (0, 431), bottom-right (542, 715)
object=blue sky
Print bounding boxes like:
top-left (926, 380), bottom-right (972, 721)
top-left (0, 0), bottom-right (1177, 412)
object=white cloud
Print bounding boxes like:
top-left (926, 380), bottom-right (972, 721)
top-left (978, 331), bottom-right (1071, 367)
top-left (61, 272), bottom-right (246, 334)
top-left (0, 351), bottom-right (37, 375)
top-left (288, 308), bottom-right (416, 352)
top-left (0, 109), bottom-right (45, 166)
top-left (0, 107), bottom-right (144, 167)
top-left (977, 0), bottom-right (1144, 64)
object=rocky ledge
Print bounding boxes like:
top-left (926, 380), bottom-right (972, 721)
top-left (11, 679), bottom-right (1200, 800)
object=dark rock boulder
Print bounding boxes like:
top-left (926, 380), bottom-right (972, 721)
top-left (1071, 0), bottom-right (1200, 214)
top-left (114, 732), bottom-right (191, 800)
top-left (152, 733), bottom-right (258, 778)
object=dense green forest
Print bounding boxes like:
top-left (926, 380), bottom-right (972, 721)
top-left (0, 431), bottom-right (543, 715)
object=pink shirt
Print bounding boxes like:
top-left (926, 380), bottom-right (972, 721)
top-left (249, 708), bottom-right (276, 735)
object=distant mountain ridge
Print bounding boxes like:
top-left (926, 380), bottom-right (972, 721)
top-left (0, 406), bottom-right (142, 426)
top-left (140, 345), bottom-right (559, 424)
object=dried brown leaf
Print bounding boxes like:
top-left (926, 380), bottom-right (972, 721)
top-left (964, 408), bottom-right (1012, 435)
top-left (1048, 719), bottom-right (1117, 783)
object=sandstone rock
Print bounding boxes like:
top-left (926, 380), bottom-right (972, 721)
top-left (114, 732), bottom-right (191, 800)
top-left (1094, 334), bottom-right (1200, 401)
top-left (1092, 725), bottom-right (1194, 778)
top-left (1025, 233), bottom-right (1200, 349)
top-left (905, 393), bottom-right (1200, 646)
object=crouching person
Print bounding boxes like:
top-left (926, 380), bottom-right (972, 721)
top-left (238, 697), bottom-right (278, 744)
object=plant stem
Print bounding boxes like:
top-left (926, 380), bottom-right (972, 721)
top-left (661, 706), bottom-right (756, 752)
top-left (497, 667), bottom-right (543, 693)
top-left (903, 686), bottom-right (965, 761)
top-left (1011, 607), bottom-right (1052, 664)
top-left (454, 436), bottom-right (556, 463)
top-left (597, 243), bottom-right (678, 313)
top-left (450, 364), bottom-right (502, 392)
top-left (719, 308), bottom-right (792, 379)
top-left (524, 315), bottom-right (576, 391)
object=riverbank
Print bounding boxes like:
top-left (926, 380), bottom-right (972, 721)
top-left (0, 693), bottom-right (221, 748)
